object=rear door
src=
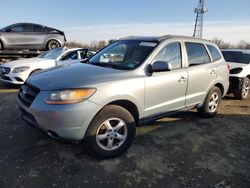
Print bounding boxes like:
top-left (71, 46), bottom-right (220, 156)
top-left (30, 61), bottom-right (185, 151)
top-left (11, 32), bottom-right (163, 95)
top-left (144, 42), bottom-right (188, 118)
top-left (28, 24), bottom-right (48, 46)
top-left (185, 42), bottom-right (217, 107)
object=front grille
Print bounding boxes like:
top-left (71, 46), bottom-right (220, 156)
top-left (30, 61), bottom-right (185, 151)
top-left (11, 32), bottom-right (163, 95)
top-left (18, 83), bottom-right (39, 107)
top-left (0, 66), bottom-right (11, 74)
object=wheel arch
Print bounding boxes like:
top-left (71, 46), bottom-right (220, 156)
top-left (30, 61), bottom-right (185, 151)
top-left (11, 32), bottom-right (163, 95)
top-left (214, 82), bottom-right (224, 96)
top-left (107, 100), bottom-right (140, 126)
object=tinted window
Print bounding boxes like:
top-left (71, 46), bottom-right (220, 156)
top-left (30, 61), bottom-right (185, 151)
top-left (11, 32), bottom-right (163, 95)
top-left (61, 51), bottom-right (79, 60)
top-left (10, 24), bottom-right (32, 32)
top-left (222, 51), bottom-right (250, 64)
top-left (153, 42), bottom-right (182, 69)
top-left (33, 25), bottom-right (44, 32)
top-left (185, 42), bottom-right (211, 66)
top-left (207, 45), bottom-right (222, 61)
top-left (47, 27), bottom-right (60, 34)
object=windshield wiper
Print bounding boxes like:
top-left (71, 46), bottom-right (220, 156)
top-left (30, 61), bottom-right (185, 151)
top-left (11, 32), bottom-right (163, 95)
top-left (89, 62), bottom-right (126, 70)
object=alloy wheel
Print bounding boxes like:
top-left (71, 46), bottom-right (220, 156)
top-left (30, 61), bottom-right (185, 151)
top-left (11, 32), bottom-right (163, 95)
top-left (208, 93), bottom-right (219, 113)
top-left (96, 118), bottom-right (128, 151)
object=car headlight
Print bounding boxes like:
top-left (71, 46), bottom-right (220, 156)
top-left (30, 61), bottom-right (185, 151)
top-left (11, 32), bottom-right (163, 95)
top-left (13, 66), bottom-right (30, 73)
top-left (45, 88), bottom-right (96, 104)
top-left (230, 68), bottom-right (243, 74)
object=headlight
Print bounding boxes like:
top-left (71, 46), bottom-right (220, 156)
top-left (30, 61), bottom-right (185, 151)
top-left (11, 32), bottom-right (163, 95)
top-left (230, 68), bottom-right (243, 74)
top-left (13, 66), bottom-right (30, 73)
top-left (45, 88), bottom-right (96, 104)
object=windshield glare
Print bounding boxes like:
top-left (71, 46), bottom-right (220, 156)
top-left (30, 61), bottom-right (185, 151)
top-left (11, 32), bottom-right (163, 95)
top-left (88, 40), bottom-right (158, 70)
top-left (222, 51), bottom-right (250, 64)
top-left (38, 48), bottom-right (65, 59)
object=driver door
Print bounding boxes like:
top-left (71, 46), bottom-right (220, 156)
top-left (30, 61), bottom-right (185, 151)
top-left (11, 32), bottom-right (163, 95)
top-left (144, 42), bottom-right (188, 118)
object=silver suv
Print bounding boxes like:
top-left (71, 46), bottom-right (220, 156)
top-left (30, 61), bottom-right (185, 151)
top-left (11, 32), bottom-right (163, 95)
top-left (17, 35), bottom-right (229, 158)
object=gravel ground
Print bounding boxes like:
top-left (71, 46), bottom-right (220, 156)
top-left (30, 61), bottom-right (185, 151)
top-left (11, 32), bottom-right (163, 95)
top-left (0, 82), bottom-right (249, 188)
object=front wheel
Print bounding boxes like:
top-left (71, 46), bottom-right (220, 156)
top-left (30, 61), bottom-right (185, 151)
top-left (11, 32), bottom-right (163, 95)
top-left (84, 105), bottom-right (136, 158)
top-left (46, 40), bottom-right (61, 50)
top-left (198, 86), bottom-right (222, 118)
top-left (234, 77), bottom-right (249, 100)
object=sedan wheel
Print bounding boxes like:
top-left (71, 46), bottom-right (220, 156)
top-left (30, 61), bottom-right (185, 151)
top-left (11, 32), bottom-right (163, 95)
top-left (47, 40), bottom-right (61, 50)
top-left (242, 78), bottom-right (249, 98)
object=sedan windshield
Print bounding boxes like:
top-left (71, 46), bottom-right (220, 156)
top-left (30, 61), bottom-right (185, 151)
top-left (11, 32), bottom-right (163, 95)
top-left (88, 40), bottom-right (158, 70)
top-left (222, 51), bottom-right (250, 64)
top-left (38, 48), bottom-right (65, 59)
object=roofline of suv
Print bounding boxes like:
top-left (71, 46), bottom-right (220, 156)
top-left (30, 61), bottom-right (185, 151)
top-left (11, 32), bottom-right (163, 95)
top-left (119, 35), bottom-right (213, 44)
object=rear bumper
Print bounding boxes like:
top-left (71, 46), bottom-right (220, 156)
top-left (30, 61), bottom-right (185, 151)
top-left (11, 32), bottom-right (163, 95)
top-left (17, 91), bottom-right (103, 141)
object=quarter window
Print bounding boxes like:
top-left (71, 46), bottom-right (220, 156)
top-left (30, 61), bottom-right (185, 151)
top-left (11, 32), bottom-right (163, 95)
top-left (185, 42), bottom-right (211, 66)
top-left (33, 25), bottom-right (44, 32)
top-left (153, 42), bottom-right (182, 69)
top-left (207, 44), bottom-right (222, 62)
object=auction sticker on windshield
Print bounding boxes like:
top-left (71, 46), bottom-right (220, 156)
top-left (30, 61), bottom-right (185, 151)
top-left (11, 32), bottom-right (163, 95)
top-left (139, 42), bottom-right (158, 47)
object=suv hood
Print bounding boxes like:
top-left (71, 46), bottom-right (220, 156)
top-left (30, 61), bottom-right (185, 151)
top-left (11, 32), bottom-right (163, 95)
top-left (2, 58), bottom-right (55, 68)
top-left (26, 63), bottom-right (132, 90)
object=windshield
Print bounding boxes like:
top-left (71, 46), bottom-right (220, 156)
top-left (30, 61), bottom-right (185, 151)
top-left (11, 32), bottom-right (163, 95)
top-left (38, 48), bottom-right (65, 59)
top-left (222, 51), bottom-right (250, 64)
top-left (88, 40), bottom-right (158, 70)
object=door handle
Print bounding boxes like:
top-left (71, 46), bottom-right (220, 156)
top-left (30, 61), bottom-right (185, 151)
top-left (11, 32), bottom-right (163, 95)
top-left (210, 69), bottom-right (216, 75)
top-left (178, 76), bottom-right (187, 83)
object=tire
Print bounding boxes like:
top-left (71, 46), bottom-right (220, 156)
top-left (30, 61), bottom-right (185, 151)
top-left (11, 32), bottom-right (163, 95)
top-left (198, 86), bottom-right (222, 118)
top-left (46, 40), bottom-right (61, 50)
top-left (234, 77), bottom-right (249, 100)
top-left (0, 41), bottom-right (3, 50)
top-left (84, 105), bottom-right (136, 158)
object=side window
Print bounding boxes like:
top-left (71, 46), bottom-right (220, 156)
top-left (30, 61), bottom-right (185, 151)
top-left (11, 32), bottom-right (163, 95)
top-left (10, 25), bottom-right (25, 32)
top-left (61, 51), bottom-right (78, 61)
top-left (153, 42), bottom-right (182, 69)
top-left (11, 24), bottom-right (33, 32)
top-left (207, 44), bottom-right (222, 62)
top-left (33, 25), bottom-right (45, 32)
top-left (185, 42), bottom-right (211, 66)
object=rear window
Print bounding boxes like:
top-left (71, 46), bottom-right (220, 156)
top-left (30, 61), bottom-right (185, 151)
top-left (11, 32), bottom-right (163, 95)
top-left (185, 42), bottom-right (211, 66)
top-left (207, 44), bottom-right (222, 62)
top-left (222, 51), bottom-right (250, 64)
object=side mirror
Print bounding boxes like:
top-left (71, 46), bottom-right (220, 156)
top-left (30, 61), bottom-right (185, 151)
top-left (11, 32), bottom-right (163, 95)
top-left (150, 61), bottom-right (172, 72)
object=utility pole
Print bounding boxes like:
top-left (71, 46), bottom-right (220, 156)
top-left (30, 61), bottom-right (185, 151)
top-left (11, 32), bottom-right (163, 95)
top-left (193, 0), bottom-right (208, 38)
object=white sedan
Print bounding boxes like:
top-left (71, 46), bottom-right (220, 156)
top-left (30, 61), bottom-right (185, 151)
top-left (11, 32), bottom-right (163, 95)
top-left (0, 47), bottom-right (95, 85)
top-left (222, 49), bottom-right (250, 99)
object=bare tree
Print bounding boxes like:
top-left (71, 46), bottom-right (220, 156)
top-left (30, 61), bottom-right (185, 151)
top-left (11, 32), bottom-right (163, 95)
top-left (237, 40), bottom-right (250, 49)
top-left (211, 38), bottom-right (232, 49)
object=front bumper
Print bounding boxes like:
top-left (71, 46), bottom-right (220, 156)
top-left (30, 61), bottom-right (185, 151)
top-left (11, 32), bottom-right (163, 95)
top-left (0, 71), bottom-right (28, 85)
top-left (17, 90), bottom-right (103, 141)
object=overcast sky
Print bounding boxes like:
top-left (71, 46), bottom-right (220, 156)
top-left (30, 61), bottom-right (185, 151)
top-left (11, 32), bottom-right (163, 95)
top-left (1, 0), bottom-right (250, 44)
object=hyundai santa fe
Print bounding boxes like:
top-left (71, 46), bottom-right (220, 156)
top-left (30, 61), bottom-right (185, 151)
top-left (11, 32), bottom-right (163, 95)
top-left (17, 35), bottom-right (229, 158)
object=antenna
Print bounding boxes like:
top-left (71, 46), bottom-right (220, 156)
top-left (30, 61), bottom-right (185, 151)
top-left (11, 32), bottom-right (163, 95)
top-left (193, 0), bottom-right (208, 38)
